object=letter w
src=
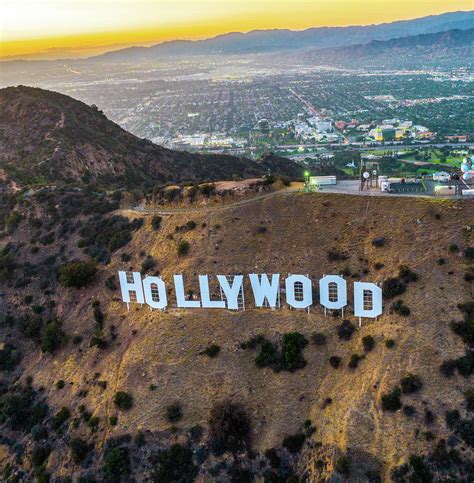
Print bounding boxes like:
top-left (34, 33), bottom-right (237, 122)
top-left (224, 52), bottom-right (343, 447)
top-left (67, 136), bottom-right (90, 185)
top-left (249, 274), bottom-right (280, 308)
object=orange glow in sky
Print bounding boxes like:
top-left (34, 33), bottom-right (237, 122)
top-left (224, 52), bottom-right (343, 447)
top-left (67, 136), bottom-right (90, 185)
top-left (1, 0), bottom-right (472, 59)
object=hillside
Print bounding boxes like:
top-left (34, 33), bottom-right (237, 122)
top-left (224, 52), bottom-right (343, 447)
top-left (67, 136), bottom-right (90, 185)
top-left (0, 187), bottom-right (473, 481)
top-left (0, 86), bottom-right (301, 188)
top-left (91, 11), bottom-right (474, 61)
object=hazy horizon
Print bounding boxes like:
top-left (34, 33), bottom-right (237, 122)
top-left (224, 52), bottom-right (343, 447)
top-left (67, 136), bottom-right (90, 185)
top-left (1, 1), bottom-right (472, 60)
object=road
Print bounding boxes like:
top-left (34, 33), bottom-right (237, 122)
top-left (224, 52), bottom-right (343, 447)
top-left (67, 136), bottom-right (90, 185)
top-left (199, 142), bottom-right (471, 156)
top-left (125, 182), bottom-right (466, 216)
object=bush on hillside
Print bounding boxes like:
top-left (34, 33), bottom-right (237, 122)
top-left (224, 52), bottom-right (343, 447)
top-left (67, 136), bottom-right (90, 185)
top-left (329, 356), bottom-right (342, 368)
top-left (382, 278), bottom-right (406, 298)
top-left (398, 265), bottom-right (419, 283)
top-left (70, 437), bottom-right (90, 464)
top-left (362, 335), bottom-right (375, 352)
top-left (103, 446), bottom-right (130, 480)
top-left (150, 443), bottom-right (198, 482)
top-left (202, 344), bottom-right (220, 358)
top-left (0, 343), bottom-right (21, 371)
top-left (166, 402), bottom-right (183, 423)
top-left (390, 300), bottom-right (411, 317)
top-left (282, 433), bottom-right (306, 454)
top-left (282, 332), bottom-right (308, 371)
top-left (209, 401), bottom-right (251, 454)
top-left (337, 320), bottom-right (355, 341)
top-left (58, 260), bottom-right (97, 288)
top-left (151, 215), bottom-right (162, 230)
top-left (113, 391), bottom-right (133, 411)
top-left (400, 374), bottom-right (423, 394)
top-left (381, 387), bottom-right (402, 411)
top-left (177, 240), bottom-right (190, 256)
top-left (41, 320), bottom-right (67, 353)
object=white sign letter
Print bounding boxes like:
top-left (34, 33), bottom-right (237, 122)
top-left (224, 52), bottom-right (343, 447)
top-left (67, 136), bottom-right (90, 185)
top-left (174, 274), bottom-right (201, 308)
top-left (118, 271), bottom-right (144, 304)
top-left (354, 282), bottom-right (382, 318)
top-left (143, 276), bottom-right (168, 310)
top-left (199, 275), bottom-right (226, 308)
top-left (217, 275), bottom-right (243, 310)
top-left (319, 275), bottom-right (347, 310)
top-left (285, 275), bottom-right (313, 309)
top-left (249, 273), bottom-right (280, 308)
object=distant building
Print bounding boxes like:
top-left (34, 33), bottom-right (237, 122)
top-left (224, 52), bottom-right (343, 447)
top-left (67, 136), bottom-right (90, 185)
top-left (258, 119), bottom-right (270, 134)
top-left (316, 121), bottom-right (332, 133)
top-left (446, 135), bottom-right (467, 143)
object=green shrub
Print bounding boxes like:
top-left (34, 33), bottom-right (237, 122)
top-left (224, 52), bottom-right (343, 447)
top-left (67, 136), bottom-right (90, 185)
top-left (200, 184), bottom-right (215, 197)
top-left (177, 240), bottom-right (190, 256)
top-left (105, 275), bottom-right (117, 290)
top-left (282, 433), bottom-right (305, 454)
top-left (398, 265), bottom-right (419, 283)
top-left (282, 332), bottom-right (308, 371)
top-left (41, 320), bottom-right (67, 353)
top-left (390, 299), bottom-right (411, 317)
top-left (58, 260), bottom-right (97, 288)
top-left (337, 320), bottom-right (355, 341)
top-left (0, 343), bottom-right (21, 370)
top-left (150, 443), bottom-right (198, 482)
top-left (202, 344), bottom-right (220, 358)
top-left (464, 389), bottom-right (474, 412)
top-left (381, 388), bottom-right (402, 411)
top-left (448, 243), bottom-right (459, 253)
top-left (52, 406), bottom-right (70, 430)
top-left (166, 402), bottom-right (182, 423)
top-left (255, 340), bottom-right (279, 368)
top-left (141, 255), bottom-right (156, 273)
top-left (400, 373), bottom-right (423, 394)
top-left (382, 278), bottom-right (406, 298)
top-left (440, 359), bottom-right (456, 377)
top-left (348, 354), bottom-right (363, 369)
top-left (31, 445), bottom-right (51, 468)
top-left (464, 267), bottom-right (474, 282)
top-left (151, 215), bottom-right (162, 230)
top-left (465, 247), bottom-right (474, 261)
top-left (329, 356), bottom-right (341, 368)
top-left (31, 424), bottom-right (48, 441)
top-left (70, 438), bottom-right (89, 464)
top-left (5, 211), bottom-right (22, 233)
top-left (209, 401), bottom-right (251, 454)
top-left (103, 447), bottom-right (130, 480)
top-left (362, 335), bottom-right (375, 352)
top-left (113, 391), bottom-right (133, 411)
top-left (56, 380), bottom-right (65, 390)
top-left (336, 456), bottom-right (351, 476)
top-left (372, 237), bottom-right (386, 247)
top-left (109, 416), bottom-right (118, 426)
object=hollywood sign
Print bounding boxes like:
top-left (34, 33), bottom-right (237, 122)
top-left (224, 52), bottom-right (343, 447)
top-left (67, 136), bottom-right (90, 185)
top-left (118, 272), bottom-right (383, 319)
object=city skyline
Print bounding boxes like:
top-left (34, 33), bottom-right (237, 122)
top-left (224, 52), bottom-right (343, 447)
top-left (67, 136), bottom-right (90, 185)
top-left (1, 0), bottom-right (472, 59)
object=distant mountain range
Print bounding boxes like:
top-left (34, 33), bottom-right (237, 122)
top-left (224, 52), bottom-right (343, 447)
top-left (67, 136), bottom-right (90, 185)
top-left (301, 27), bottom-right (474, 67)
top-left (0, 87), bottom-right (302, 188)
top-left (92, 10), bottom-right (474, 62)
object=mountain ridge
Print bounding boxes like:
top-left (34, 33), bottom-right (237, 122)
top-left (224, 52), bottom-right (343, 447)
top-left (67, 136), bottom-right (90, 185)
top-left (0, 86), bottom-right (302, 189)
top-left (91, 10), bottom-right (474, 61)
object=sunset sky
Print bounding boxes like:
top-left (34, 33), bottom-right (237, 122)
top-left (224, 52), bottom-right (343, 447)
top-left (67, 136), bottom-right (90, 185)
top-left (1, 0), bottom-right (472, 59)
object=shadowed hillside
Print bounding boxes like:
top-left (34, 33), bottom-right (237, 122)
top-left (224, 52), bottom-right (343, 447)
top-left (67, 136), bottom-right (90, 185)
top-left (0, 86), bottom-right (302, 188)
